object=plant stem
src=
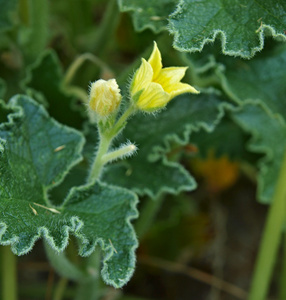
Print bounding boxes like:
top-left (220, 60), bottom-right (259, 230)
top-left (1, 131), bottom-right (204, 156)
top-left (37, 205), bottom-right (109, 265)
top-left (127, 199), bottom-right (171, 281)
top-left (24, 0), bottom-right (49, 62)
top-left (44, 242), bottom-right (86, 282)
top-left (111, 105), bottom-right (136, 136)
top-left (74, 249), bottom-right (101, 300)
top-left (92, 0), bottom-right (120, 55)
top-left (88, 133), bottom-right (112, 182)
top-left (135, 195), bottom-right (165, 238)
top-left (63, 53), bottom-right (114, 88)
top-left (88, 105), bottom-right (136, 182)
top-left (102, 143), bottom-right (137, 165)
top-left (248, 150), bottom-right (286, 300)
top-left (53, 278), bottom-right (68, 300)
top-left (279, 232), bottom-right (286, 300)
top-left (1, 246), bottom-right (17, 300)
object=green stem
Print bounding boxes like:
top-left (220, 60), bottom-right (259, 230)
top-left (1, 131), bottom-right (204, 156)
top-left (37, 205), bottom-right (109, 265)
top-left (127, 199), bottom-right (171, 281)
top-left (102, 143), bottom-right (137, 165)
top-left (63, 53), bottom-right (114, 88)
top-left (88, 134), bottom-right (113, 182)
top-left (1, 246), bottom-right (17, 300)
top-left (279, 232), bottom-right (286, 300)
top-left (111, 105), bottom-right (136, 136)
top-left (92, 0), bottom-right (119, 55)
top-left (88, 105), bottom-right (135, 182)
top-left (74, 250), bottom-right (101, 300)
top-left (53, 278), bottom-right (68, 300)
top-left (44, 242), bottom-right (86, 282)
top-left (248, 150), bottom-right (286, 300)
top-left (135, 195), bottom-right (165, 238)
top-left (24, 0), bottom-right (49, 62)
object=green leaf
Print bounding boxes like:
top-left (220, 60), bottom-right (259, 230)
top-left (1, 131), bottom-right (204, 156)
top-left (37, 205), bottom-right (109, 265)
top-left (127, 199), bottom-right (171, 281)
top-left (0, 0), bottom-right (18, 32)
top-left (22, 50), bottom-right (85, 128)
top-left (0, 96), bottom-right (138, 287)
top-left (231, 101), bottom-right (286, 204)
top-left (216, 43), bottom-right (286, 119)
top-left (102, 92), bottom-right (228, 198)
top-left (118, 0), bottom-right (178, 33)
top-left (190, 116), bottom-right (255, 161)
top-left (169, 0), bottom-right (286, 58)
top-left (0, 78), bottom-right (6, 99)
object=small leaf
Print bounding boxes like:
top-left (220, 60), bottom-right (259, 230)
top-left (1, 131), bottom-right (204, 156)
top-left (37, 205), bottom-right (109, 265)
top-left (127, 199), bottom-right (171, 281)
top-left (22, 50), bottom-right (85, 128)
top-left (231, 101), bottom-right (286, 203)
top-left (169, 0), bottom-right (286, 58)
top-left (0, 0), bottom-right (18, 32)
top-left (0, 96), bottom-right (138, 287)
top-left (102, 92), bottom-right (228, 198)
top-left (118, 0), bottom-right (178, 33)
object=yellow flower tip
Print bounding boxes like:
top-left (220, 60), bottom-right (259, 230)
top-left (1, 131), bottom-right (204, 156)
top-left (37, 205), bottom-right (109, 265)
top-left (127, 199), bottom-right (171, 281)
top-left (130, 42), bottom-right (199, 113)
top-left (89, 79), bottom-right (122, 118)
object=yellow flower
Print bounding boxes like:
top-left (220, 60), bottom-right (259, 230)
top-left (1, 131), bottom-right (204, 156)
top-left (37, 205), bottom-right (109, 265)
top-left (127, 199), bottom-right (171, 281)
top-left (89, 79), bottom-right (122, 118)
top-left (130, 42), bottom-right (199, 112)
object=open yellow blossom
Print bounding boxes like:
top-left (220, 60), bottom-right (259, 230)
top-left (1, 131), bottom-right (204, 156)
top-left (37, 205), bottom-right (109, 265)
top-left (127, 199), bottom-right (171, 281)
top-left (130, 42), bottom-right (199, 112)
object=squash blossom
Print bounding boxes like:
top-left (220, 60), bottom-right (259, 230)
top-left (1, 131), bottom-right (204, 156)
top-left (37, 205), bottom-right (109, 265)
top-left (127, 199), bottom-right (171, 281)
top-left (130, 42), bottom-right (199, 112)
top-left (89, 79), bottom-right (122, 117)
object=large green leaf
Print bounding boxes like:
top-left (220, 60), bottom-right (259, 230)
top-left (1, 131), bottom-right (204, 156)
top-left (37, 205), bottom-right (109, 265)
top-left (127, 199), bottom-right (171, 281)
top-left (231, 101), bottom-right (286, 204)
top-left (102, 92), bottom-right (228, 198)
top-left (0, 96), bottom-right (138, 287)
top-left (190, 116), bottom-right (255, 161)
top-left (22, 50), bottom-right (85, 128)
top-left (0, 0), bottom-right (18, 32)
top-left (217, 43), bottom-right (286, 119)
top-left (118, 0), bottom-right (178, 33)
top-left (169, 0), bottom-right (286, 58)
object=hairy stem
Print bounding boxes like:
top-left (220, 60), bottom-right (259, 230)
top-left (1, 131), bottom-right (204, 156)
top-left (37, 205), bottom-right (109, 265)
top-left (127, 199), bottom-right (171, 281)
top-left (88, 134), bottom-right (113, 182)
top-left (248, 150), bottom-right (286, 300)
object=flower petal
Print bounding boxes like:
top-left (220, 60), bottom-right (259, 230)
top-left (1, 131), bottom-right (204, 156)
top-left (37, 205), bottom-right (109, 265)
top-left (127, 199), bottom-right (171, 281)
top-left (168, 82), bottom-right (200, 99)
top-left (155, 67), bottom-right (188, 92)
top-left (131, 58), bottom-right (153, 95)
top-left (137, 82), bottom-right (170, 111)
top-left (148, 41), bottom-right (162, 80)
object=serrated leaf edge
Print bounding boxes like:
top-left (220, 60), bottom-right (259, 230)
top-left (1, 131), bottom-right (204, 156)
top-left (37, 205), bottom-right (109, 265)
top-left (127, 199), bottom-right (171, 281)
top-left (6, 95), bottom-right (86, 191)
top-left (0, 181), bottom-right (138, 288)
top-left (118, 0), bottom-right (169, 33)
top-left (20, 49), bottom-right (64, 107)
top-left (63, 180), bottom-right (139, 287)
top-left (168, 0), bottom-right (286, 59)
top-left (229, 99), bottom-right (286, 203)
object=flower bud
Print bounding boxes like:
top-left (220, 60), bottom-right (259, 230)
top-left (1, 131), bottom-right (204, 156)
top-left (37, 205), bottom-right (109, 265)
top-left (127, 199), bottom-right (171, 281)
top-left (89, 79), bottom-right (122, 117)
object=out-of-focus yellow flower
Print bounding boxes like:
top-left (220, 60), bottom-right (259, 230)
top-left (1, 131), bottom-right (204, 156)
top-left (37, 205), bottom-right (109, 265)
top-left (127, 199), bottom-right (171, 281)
top-left (89, 79), bottom-right (121, 117)
top-left (192, 150), bottom-right (239, 193)
top-left (130, 42), bottom-right (199, 112)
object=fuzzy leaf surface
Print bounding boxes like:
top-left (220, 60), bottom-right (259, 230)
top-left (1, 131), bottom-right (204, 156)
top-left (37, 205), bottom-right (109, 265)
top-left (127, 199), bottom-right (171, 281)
top-left (102, 92), bottom-right (227, 198)
top-left (217, 43), bottom-right (286, 119)
top-left (118, 0), bottom-right (178, 33)
top-left (231, 101), bottom-right (286, 204)
top-left (0, 96), bottom-right (138, 287)
top-left (169, 0), bottom-right (286, 58)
